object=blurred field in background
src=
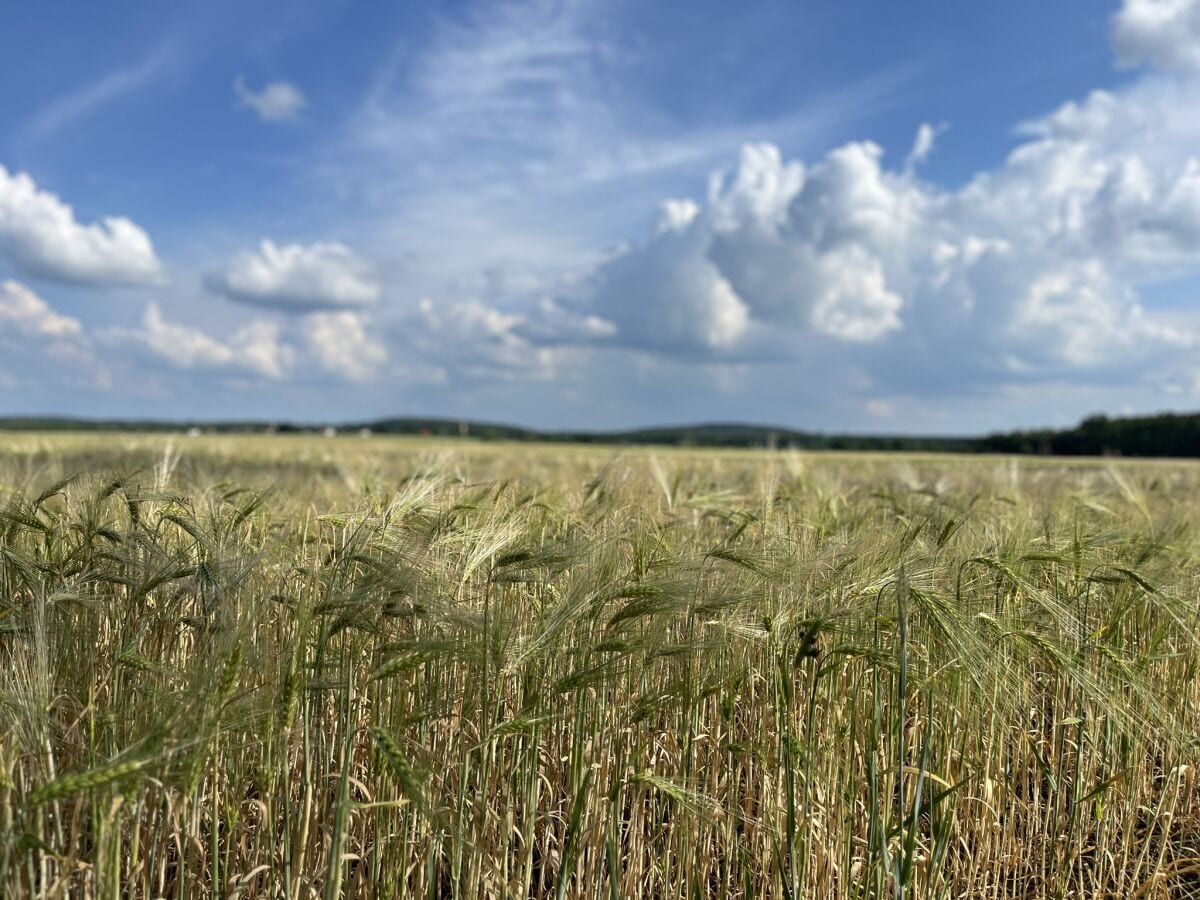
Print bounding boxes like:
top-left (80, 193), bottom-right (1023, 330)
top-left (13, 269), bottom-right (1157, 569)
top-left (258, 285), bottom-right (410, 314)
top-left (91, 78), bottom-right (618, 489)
top-left (2, 433), bottom-right (1199, 898)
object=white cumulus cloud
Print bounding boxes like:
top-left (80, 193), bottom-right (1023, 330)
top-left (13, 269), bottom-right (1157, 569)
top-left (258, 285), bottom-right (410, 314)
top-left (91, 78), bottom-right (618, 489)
top-left (112, 303), bottom-right (294, 379)
top-left (0, 281), bottom-right (102, 388)
top-left (1112, 0), bottom-right (1200, 72)
top-left (234, 76), bottom-right (307, 121)
top-left (304, 311), bottom-right (388, 382)
top-left (407, 298), bottom-right (566, 382)
top-left (543, 141), bottom-right (917, 355)
top-left (208, 240), bottom-right (381, 311)
top-left (523, 12), bottom-right (1200, 400)
top-left (0, 165), bottom-right (163, 285)
top-left (574, 224), bottom-right (750, 353)
top-left (0, 280), bottom-right (83, 338)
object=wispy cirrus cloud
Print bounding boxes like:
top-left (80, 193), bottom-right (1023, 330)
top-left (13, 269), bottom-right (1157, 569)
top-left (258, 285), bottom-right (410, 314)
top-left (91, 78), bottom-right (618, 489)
top-left (19, 44), bottom-right (175, 147)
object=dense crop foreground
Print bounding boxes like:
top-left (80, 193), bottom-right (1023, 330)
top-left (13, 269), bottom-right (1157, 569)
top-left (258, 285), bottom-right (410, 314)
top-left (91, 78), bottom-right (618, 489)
top-left (2, 435), bottom-right (1200, 898)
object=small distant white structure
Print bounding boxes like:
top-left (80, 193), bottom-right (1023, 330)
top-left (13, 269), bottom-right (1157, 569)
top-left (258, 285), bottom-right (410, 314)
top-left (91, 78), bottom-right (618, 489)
top-left (359, 427), bottom-right (373, 438)
top-left (186, 427), bottom-right (202, 438)
top-left (323, 426), bottom-right (337, 438)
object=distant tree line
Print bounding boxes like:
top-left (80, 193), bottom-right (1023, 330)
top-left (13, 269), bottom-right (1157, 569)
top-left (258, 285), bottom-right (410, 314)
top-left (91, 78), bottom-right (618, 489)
top-left (977, 413), bottom-right (1200, 457)
top-left (4, 411), bottom-right (1200, 457)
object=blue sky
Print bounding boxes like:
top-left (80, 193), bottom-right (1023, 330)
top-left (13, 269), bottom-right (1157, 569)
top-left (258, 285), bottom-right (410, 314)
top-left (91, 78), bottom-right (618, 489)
top-left (3, 0), bottom-right (1200, 433)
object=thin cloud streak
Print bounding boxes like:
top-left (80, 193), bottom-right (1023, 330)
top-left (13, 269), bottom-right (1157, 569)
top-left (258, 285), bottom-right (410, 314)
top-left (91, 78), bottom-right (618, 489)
top-left (19, 44), bottom-right (175, 147)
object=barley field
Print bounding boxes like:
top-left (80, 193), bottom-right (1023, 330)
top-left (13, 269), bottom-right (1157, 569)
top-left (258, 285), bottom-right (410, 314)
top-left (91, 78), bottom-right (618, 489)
top-left (1, 433), bottom-right (1199, 899)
